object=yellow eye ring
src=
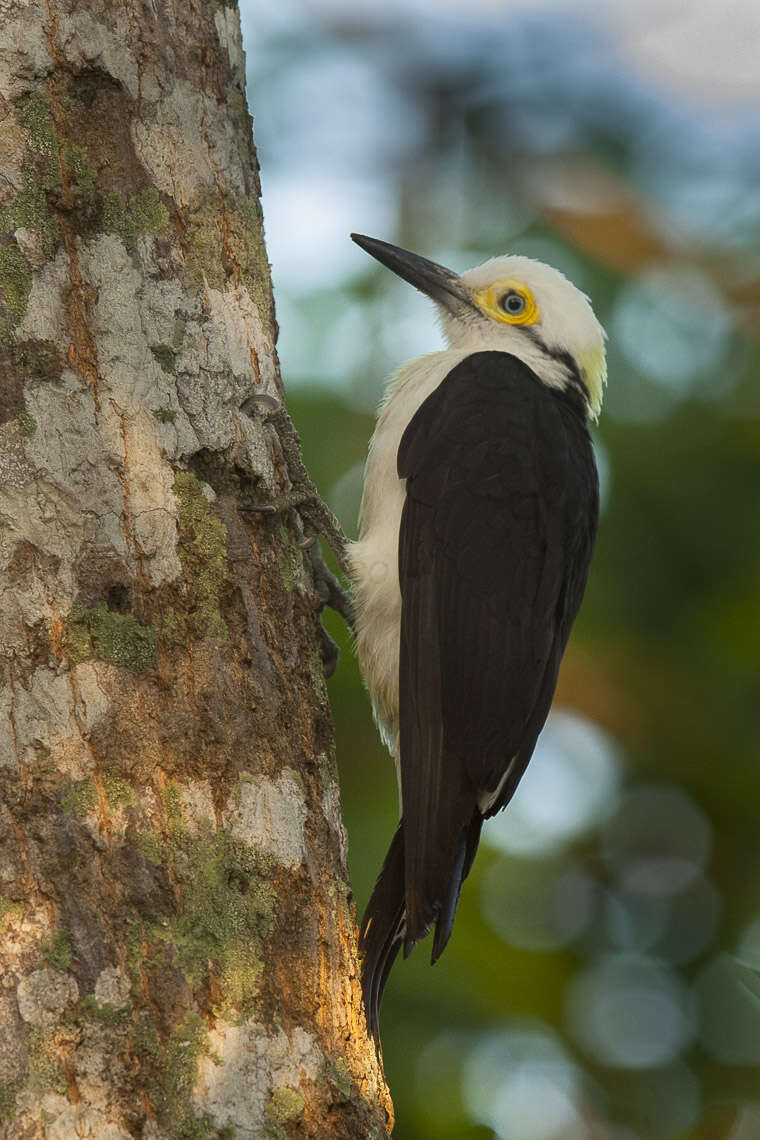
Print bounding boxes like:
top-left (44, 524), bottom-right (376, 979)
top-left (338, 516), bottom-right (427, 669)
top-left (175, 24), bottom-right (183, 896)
top-left (473, 279), bottom-right (539, 326)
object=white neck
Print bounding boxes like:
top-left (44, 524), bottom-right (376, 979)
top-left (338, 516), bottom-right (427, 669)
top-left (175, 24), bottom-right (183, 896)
top-left (442, 318), bottom-right (572, 394)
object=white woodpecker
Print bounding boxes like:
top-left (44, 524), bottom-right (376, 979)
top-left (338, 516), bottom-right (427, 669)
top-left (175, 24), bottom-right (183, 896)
top-left (347, 234), bottom-right (607, 1042)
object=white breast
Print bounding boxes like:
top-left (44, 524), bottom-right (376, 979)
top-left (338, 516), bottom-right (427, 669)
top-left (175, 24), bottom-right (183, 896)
top-left (347, 349), bottom-right (473, 754)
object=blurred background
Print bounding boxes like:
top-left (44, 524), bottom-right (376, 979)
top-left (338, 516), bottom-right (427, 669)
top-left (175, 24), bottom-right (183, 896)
top-left (240, 1), bottom-right (760, 1136)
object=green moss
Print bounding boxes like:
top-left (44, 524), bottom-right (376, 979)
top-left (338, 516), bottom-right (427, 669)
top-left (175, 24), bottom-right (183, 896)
top-left (40, 927), bottom-right (72, 970)
top-left (184, 189), bottom-right (271, 331)
top-left (0, 175), bottom-right (61, 258)
top-left (10, 338), bottom-right (62, 384)
top-left (230, 195), bottom-right (271, 332)
top-left (266, 1087), bottom-right (305, 1126)
top-left (26, 1027), bottom-right (67, 1095)
top-left (16, 91), bottom-right (54, 155)
top-left (172, 472), bottom-right (228, 642)
top-left (162, 781), bottom-right (184, 834)
top-left (159, 1013), bottom-right (230, 1140)
top-left (153, 406), bottom-right (177, 424)
top-left (278, 524), bottom-right (308, 594)
top-left (17, 93), bottom-right (60, 189)
top-left (0, 1078), bottom-right (20, 1124)
top-left (324, 1056), bottom-right (352, 1100)
top-left (8, 95), bottom-right (63, 258)
top-left (290, 769), bottom-right (305, 792)
top-left (0, 897), bottom-right (24, 933)
top-left (61, 777), bottom-right (97, 817)
top-left (0, 241), bottom-right (32, 328)
top-left (136, 828), bottom-right (164, 865)
top-left (171, 827), bottom-right (273, 1019)
top-left (228, 90), bottom-right (250, 133)
top-left (127, 813), bottom-right (277, 1024)
top-left (133, 1007), bottom-right (160, 1058)
top-left (317, 750), bottom-right (338, 790)
top-left (78, 994), bottom-right (131, 1026)
top-left (136, 823), bottom-right (275, 1022)
top-left (62, 611), bottom-right (92, 663)
top-left (102, 187), bottom-right (168, 253)
top-left (17, 411), bottom-right (37, 437)
top-left (32, 742), bottom-right (55, 778)
top-left (102, 192), bottom-right (129, 243)
top-left (161, 1013), bottom-right (206, 1130)
top-left (184, 189), bottom-right (222, 291)
top-left (8, 177), bottom-right (49, 228)
top-left (161, 610), bottom-right (185, 646)
top-left (65, 602), bottom-right (157, 673)
top-left (307, 649), bottom-right (328, 700)
top-left (129, 187), bottom-right (169, 234)
top-left (129, 839), bottom-right (268, 1130)
top-left (60, 139), bottom-right (96, 200)
top-left (103, 769), bottom-right (136, 809)
top-left (2, 93), bottom-right (97, 267)
top-left (279, 549), bottom-right (302, 593)
top-left (133, 1009), bottom-right (224, 1138)
top-left (150, 344), bottom-right (177, 373)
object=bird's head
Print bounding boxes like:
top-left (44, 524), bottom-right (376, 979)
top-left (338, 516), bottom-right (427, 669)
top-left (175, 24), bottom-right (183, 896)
top-left (351, 234), bottom-right (607, 420)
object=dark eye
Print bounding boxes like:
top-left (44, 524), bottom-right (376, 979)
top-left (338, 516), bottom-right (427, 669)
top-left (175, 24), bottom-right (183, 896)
top-left (500, 291), bottom-right (526, 316)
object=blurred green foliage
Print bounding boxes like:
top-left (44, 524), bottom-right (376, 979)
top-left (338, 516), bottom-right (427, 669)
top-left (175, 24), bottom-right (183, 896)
top-left (246, 4), bottom-right (760, 1136)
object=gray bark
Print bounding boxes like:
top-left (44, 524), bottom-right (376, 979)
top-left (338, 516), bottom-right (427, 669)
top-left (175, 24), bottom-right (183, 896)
top-left (0, 1), bottom-right (391, 1136)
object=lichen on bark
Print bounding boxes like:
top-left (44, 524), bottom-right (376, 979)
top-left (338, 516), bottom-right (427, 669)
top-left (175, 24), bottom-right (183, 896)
top-left (101, 187), bottom-right (169, 253)
top-left (64, 602), bottom-right (159, 672)
top-left (171, 471), bottom-right (229, 642)
top-left (134, 817), bottom-right (276, 1022)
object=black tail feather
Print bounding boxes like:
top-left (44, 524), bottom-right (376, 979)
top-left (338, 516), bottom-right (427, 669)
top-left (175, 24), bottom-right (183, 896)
top-left (431, 814), bottom-right (483, 964)
top-left (360, 814), bottom-right (484, 1038)
top-left (359, 824), bottom-right (406, 1043)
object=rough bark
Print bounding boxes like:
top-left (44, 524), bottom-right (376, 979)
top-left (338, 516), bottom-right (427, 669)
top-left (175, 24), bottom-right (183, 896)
top-left (0, 1), bottom-right (391, 1136)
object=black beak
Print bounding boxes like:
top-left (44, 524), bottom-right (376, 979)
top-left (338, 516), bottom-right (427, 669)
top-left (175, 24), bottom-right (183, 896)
top-left (351, 234), bottom-right (474, 315)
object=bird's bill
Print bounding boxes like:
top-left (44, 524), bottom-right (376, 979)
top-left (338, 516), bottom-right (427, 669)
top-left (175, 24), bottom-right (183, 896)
top-left (351, 233), bottom-right (475, 315)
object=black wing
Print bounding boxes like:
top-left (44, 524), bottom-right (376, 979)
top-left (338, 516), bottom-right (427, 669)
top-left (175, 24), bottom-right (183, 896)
top-left (397, 350), bottom-right (598, 953)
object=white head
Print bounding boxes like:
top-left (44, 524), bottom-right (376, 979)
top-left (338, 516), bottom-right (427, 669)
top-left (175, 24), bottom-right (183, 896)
top-left (352, 236), bottom-right (607, 420)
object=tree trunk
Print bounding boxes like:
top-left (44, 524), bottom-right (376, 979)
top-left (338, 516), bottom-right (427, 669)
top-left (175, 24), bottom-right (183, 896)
top-left (0, 2), bottom-right (391, 1136)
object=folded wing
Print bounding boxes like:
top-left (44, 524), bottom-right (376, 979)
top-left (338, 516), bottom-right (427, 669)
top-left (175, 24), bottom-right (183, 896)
top-left (397, 350), bottom-right (599, 952)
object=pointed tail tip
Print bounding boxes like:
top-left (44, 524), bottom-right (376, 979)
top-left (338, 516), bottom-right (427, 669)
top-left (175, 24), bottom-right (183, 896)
top-left (432, 814), bottom-right (485, 964)
top-left (430, 925), bottom-right (450, 966)
top-left (361, 972), bottom-right (382, 1048)
top-left (360, 917), bottom-right (402, 1048)
top-left (359, 824), bottom-right (406, 1046)
top-left (358, 917), bottom-right (381, 1046)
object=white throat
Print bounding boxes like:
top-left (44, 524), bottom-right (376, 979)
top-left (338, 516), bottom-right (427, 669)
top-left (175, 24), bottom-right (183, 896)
top-left (440, 312), bottom-right (573, 394)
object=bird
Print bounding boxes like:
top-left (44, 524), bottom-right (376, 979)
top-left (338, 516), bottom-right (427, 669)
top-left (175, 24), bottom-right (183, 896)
top-left (347, 233), bottom-right (606, 1043)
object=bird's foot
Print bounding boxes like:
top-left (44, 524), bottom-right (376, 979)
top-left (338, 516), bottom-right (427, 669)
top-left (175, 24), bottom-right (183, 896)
top-left (303, 535), bottom-right (356, 634)
top-left (242, 488), bottom-right (312, 515)
top-left (241, 394), bottom-right (356, 646)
